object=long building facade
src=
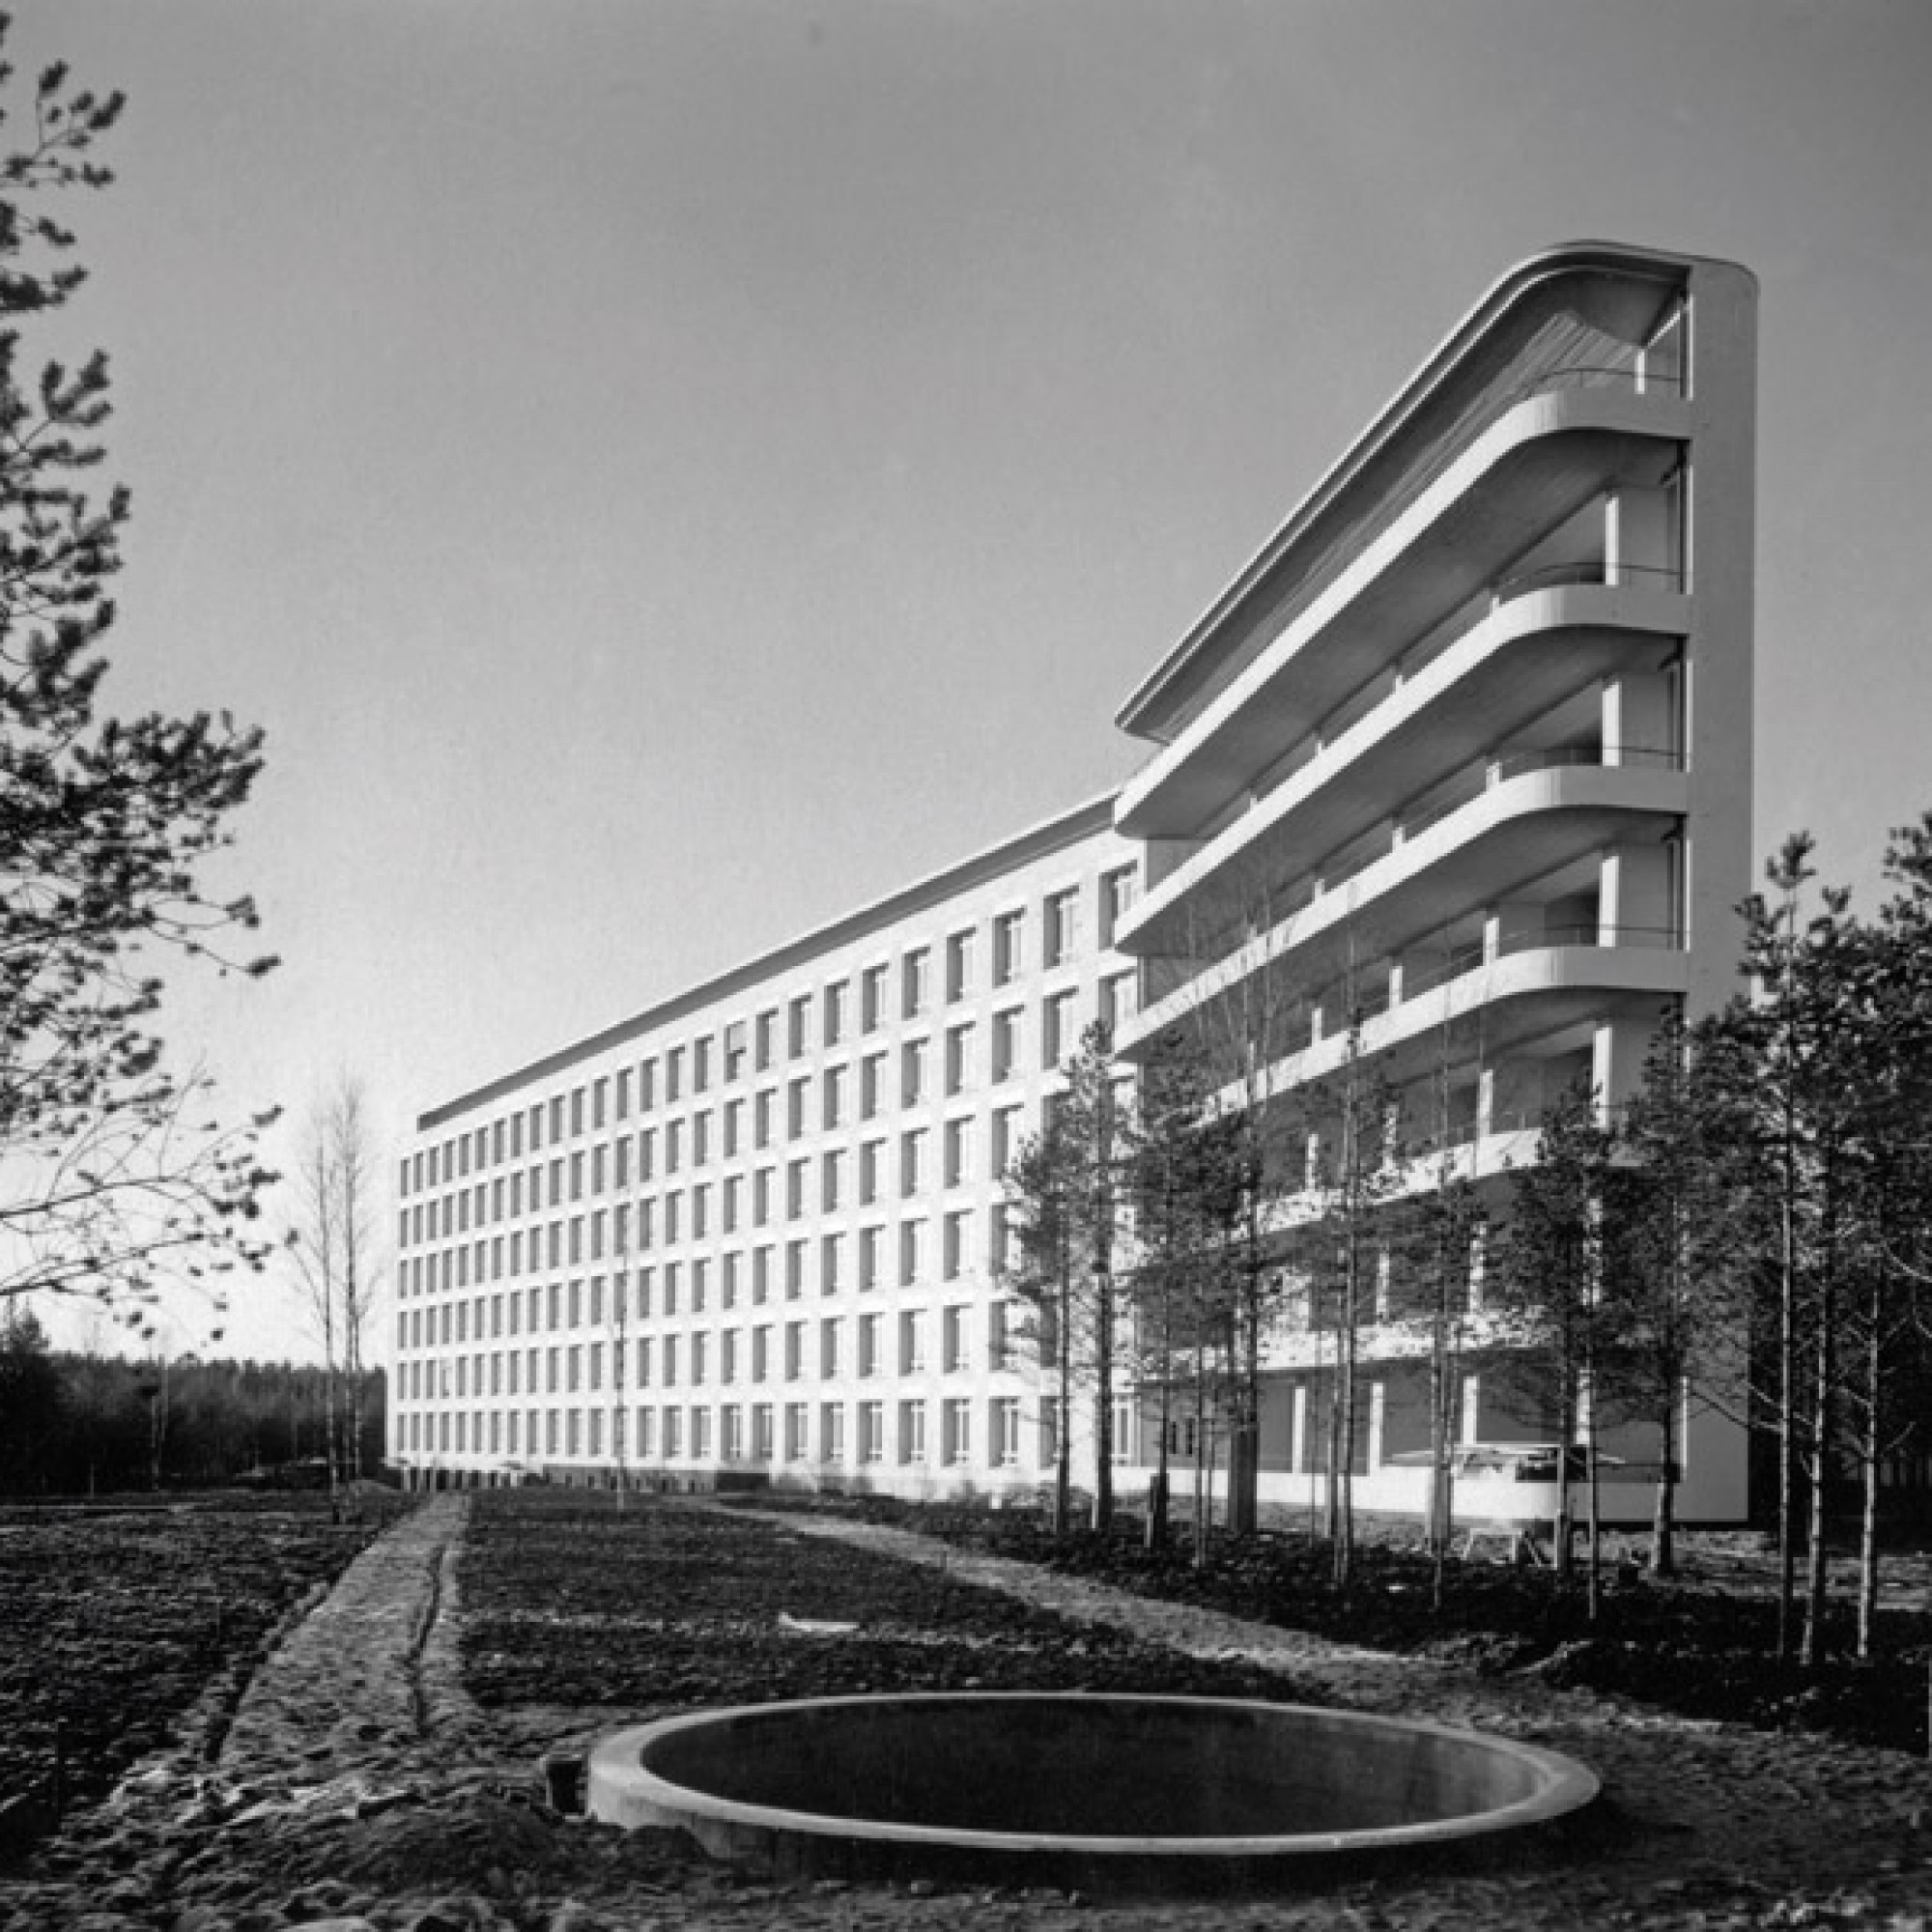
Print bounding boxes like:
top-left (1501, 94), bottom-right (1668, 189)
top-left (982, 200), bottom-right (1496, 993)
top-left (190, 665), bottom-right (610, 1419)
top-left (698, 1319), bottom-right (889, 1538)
top-left (392, 242), bottom-right (1757, 1522)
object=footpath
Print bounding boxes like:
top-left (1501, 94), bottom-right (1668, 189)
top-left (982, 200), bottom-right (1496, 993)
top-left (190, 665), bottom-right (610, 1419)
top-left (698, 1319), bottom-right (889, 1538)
top-left (3, 1495), bottom-right (1932, 1932)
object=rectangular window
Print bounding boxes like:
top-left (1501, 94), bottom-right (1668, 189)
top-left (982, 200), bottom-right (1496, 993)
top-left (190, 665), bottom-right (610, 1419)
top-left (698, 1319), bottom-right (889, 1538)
top-left (788, 994), bottom-right (811, 1060)
top-left (639, 1059), bottom-right (657, 1114)
top-left (944, 1398), bottom-right (972, 1465)
top-left (786, 1238), bottom-right (807, 1298)
top-left (901, 1037), bottom-right (927, 1109)
top-left (859, 1311), bottom-right (881, 1378)
top-left (820, 1317), bottom-right (841, 1378)
top-left (992, 910), bottom-right (1023, 986)
top-left (860, 1224), bottom-right (883, 1293)
top-left (1097, 970), bottom-right (1136, 1036)
top-left (991, 1103), bottom-right (1024, 1178)
top-left (822, 1064), bottom-right (847, 1129)
top-left (786, 1158), bottom-right (808, 1220)
top-left (862, 963), bottom-right (888, 1033)
top-left (752, 1324), bottom-right (771, 1382)
top-left (1099, 865), bottom-right (1137, 947)
top-left (861, 1052), bottom-right (886, 1120)
top-left (943, 1117), bottom-right (972, 1188)
top-left (724, 1020), bottom-right (748, 1085)
top-left (1044, 988), bottom-right (1079, 1068)
top-left (991, 1395), bottom-right (1021, 1466)
top-left (1044, 887), bottom-right (1079, 968)
top-left (692, 1109), bottom-right (710, 1167)
top-left (860, 1400), bottom-right (884, 1463)
top-left (785, 1320), bottom-right (804, 1380)
top-left (899, 1308), bottom-right (925, 1374)
top-left (785, 1402), bottom-right (810, 1461)
top-left (753, 1243), bottom-right (773, 1303)
top-left (787, 1077), bottom-right (809, 1140)
top-left (821, 1232), bottom-right (844, 1295)
top-left (755, 1009), bottom-right (777, 1072)
top-left (991, 1009), bottom-right (1021, 1082)
top-left (692, 1035), bottom-right (711, 1094)
top-left (860, 1137), bottom-right (885, 1206)
top-left (900, 1127), bottom-right (926, 1198)
top-left (943, 1303), bottom-right (967, 1373)
top-left (823, 980), bottom-right (847, 1046)
top-left (990, 1298), bottom-right (1018, 1370)
top-left (820, 1402), bottom-right (845, 1463)
top-left (666, 1046), bottom-right (684, 1104)
top-left (821, 1149), bottom-right (844, 1212)
top-left (945, 1023), bottom-right (974, 1096)
top-left (902, 947), bottom-right (930, 1019)
top-left (946, 928), bottom-right (975, 1003)
top-left (898, 1399), bottom-right (926, 1464)
top-left (943, 1208), bottom-right (969, 1280)
top-left (900, 1216), bottom-right (925, 1286)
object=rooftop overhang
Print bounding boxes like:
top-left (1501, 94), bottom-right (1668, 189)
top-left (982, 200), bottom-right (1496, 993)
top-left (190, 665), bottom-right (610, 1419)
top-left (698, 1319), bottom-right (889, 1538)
top-left (1116, 242), bottom-right (1746, 751)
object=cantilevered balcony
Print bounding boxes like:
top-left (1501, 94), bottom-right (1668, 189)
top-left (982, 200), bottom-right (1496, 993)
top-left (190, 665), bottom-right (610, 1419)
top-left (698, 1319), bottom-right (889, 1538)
top-left (1114, 577), bottom-right (1687, 966)
top-left (1116, 752), bottom-right (1687, 1062)
top-left (1117, 374), bottom-right (1689, 843)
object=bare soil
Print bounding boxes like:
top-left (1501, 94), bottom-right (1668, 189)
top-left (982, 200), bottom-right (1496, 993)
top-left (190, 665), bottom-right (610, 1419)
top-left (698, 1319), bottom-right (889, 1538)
top-left (0, 1493), bottom-right (396, 1848)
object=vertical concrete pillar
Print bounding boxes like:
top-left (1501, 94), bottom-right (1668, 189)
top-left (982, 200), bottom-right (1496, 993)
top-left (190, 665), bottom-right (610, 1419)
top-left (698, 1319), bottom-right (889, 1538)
top-left (1605, 483), bottom-right (1675, 586)
top-left (1602, 668), bottom-right (1678, 765)
top-left (1599, 841), bottom-right (1675, 945)
top-left (1592, 1017), bottom-right (1652, 1117)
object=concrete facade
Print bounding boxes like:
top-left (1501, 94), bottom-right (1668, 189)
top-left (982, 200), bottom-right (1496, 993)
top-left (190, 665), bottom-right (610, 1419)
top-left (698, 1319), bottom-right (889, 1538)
top-left (393, 242), bottom-right (1756, 1522)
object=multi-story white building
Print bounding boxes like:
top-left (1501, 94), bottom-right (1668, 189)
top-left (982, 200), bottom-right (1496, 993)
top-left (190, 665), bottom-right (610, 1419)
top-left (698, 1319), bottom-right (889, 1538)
top-left (393, 796), bottom-right (1144, 1493)
top-left (393, 241), bottom-right (1756, 1521)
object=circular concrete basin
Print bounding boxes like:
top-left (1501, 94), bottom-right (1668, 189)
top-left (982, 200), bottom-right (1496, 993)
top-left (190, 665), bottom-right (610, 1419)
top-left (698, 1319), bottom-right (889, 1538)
top-left (586, 1693), bottom-right (1599, 1891)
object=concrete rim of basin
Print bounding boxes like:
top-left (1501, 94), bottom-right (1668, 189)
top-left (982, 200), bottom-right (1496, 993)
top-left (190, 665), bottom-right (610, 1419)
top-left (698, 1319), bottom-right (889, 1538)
top-left (585, 1691), bottom-right (1600, 1869)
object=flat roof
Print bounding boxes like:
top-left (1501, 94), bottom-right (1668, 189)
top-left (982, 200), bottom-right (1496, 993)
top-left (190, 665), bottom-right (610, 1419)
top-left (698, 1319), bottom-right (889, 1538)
top-left (416, 790), bottom-right (1120, 1131)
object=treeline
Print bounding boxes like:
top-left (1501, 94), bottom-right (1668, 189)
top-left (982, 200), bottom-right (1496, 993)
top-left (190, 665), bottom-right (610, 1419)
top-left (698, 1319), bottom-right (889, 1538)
top-left (0, 1311), bottom-right (386, 1494)
top-left (1001, 814), bottom-right (1932, 1665)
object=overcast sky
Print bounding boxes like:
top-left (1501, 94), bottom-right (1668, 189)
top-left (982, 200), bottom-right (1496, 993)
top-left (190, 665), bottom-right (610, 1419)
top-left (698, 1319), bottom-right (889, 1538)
top-left (15, 0), bottom-right (1931, 1362)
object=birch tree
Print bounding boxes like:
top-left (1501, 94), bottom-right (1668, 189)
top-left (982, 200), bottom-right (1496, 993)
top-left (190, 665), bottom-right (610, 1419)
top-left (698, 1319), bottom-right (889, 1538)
top-left (290, 1078), bottom-right (381, 1504)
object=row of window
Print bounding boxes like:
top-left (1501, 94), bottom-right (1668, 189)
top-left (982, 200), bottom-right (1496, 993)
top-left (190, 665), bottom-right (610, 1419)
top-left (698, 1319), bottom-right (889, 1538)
top-left (401, 978), bottom-right (1136, 1251)
top-left (399, 1204), bottom-right (1019, 1326)
top-left (401, 870), bottom-right (1137, 1200)
top-left (400, 1393), bottom-right (1108, 1470)
top-left (400, 1300), bottom-right (1023, 1401)
top-left (399, 1086), bottom-right (1076, 1261)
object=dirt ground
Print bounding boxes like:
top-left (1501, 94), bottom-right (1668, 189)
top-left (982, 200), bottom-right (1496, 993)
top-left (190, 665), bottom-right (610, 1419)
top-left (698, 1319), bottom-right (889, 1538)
top-left (2, 1492), bottom-right (1929, 1932)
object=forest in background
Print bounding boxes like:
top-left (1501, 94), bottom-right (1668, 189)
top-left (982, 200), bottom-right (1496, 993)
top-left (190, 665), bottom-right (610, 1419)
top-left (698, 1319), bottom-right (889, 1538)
top-left (0, 1311), bottom-right (385, 1494)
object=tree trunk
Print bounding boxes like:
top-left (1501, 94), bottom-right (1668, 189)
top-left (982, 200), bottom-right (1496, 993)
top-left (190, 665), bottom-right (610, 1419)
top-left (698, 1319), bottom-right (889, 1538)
top-left (1857, 1275), bottom-right (1884, 1661)
top-left (1801, 1270), bottom-right (1834, 1670)
top-left (1651, 1397), bottom-right (1678, 1578)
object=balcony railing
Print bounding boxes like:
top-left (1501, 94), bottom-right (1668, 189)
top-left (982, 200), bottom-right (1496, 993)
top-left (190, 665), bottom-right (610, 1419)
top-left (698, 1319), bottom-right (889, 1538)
top-left (1312, 922), bottom-right (1681, 1036)
top-left (1153, 358), bottom-right (1688, 745)
top-left (1390, 742), bottom-right (1685, 850)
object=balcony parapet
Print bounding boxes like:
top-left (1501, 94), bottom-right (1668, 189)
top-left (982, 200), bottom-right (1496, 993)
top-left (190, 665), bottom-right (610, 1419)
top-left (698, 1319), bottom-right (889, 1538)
top-left (1116, 379), bottom-right (1692, 840)
top-left (1115, 577), bottom-right (1688, 963)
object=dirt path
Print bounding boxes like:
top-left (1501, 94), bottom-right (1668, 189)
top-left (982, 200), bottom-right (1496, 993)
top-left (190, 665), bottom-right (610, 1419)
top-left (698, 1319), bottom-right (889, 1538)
top-left (4, 1494), bottom-right (1931, 1932)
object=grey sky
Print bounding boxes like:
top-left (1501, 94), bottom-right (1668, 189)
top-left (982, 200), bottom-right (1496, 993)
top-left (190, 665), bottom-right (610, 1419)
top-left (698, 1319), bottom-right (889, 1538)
top-left (15, 0), bottom-right (1932, 1359)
